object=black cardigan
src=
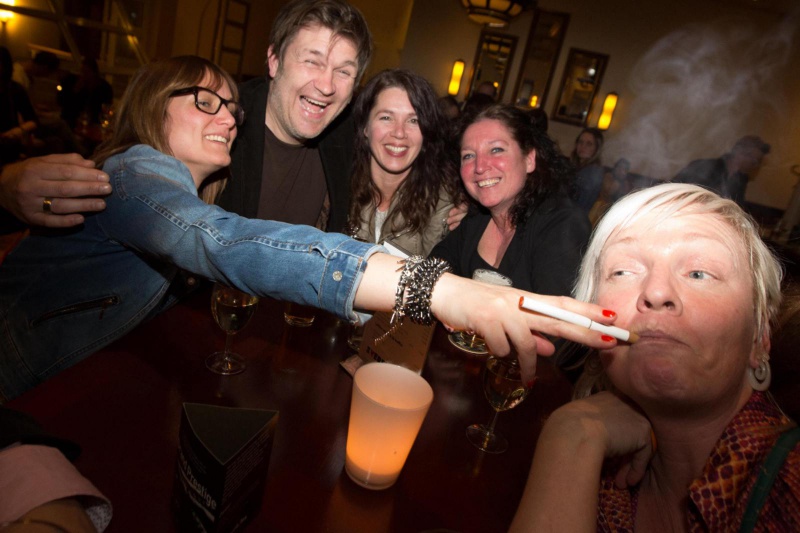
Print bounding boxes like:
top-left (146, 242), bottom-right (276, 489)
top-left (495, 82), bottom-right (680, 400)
top-left (430, 194), bottom-right (591, 297)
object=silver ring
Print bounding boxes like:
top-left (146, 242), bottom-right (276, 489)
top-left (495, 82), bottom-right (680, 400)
top-left (43, 197), bottom-right (53, 214)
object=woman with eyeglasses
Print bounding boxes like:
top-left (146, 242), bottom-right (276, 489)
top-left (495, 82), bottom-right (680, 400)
top-left (0, 56), bottom-right (620, 400)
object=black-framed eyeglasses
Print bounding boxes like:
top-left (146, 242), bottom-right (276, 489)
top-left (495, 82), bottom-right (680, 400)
top-left (169, 86), bottom-right (245, 125)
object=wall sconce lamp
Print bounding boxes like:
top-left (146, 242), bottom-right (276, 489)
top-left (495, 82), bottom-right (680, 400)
top-left (0, 0), bottom-right (15, 22)
top-left (597, 92), bottom-right (618, 131)
top-left (448, 60), bottom-right (465, 96)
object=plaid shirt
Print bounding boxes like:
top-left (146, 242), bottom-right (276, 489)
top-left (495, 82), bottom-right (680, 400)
top-left (597, 392), bottom-right (800, 532)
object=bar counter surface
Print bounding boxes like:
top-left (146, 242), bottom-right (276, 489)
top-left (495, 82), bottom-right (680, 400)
top-left (9, 284), bottom-right (573, 533)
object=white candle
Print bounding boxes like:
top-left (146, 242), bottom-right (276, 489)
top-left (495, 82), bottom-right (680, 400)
top-left (344, 363), bottom-right (433, 490)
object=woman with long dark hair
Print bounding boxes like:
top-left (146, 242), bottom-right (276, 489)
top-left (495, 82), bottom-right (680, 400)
top-left (431, 104), bottom-right (590, 297)
top-left (347, 69), bottom-right (460, 255)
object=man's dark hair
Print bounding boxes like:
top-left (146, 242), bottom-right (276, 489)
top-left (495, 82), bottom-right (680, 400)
top-left (269, 0), bottom-right (373, 82)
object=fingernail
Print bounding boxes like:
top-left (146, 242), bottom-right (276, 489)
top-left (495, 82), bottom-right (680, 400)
top-left (602, 309), bottom-right (616, 318)
top-left (526, 380), bottom-right (536, 389)
top-left (99, 184), bottom-right (111, 193)
top-left (601, 334), bottom-right (615, 342)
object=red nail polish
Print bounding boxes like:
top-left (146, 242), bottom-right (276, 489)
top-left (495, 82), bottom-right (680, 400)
top-left (601, 334), bottom-right (615, 342)
top-left (602, 309), bottom-right (616, 318)
top-left (526, 380), bottom-right (536, 389)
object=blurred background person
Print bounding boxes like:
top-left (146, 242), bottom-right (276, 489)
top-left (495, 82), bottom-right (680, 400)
top-left (59, 57), bottom-right (113, 156)
top-left (588, 157), bottom-right (632, 225)
top-left (347, 69), bottom-right (461, 256)
top-left (461, 91), bottom-right (495, 118)
top-left (11, 51), bottom-right (61, 131)
top-left (475, 80), bottom-right (497, 100)
top-left (527, 107), bottom-right (548, 134)
top-left (431, 104), bottom-right (590, 297)
top-left (570, 127), bottom-right (604, 214)
top-left (672, 134), bottom-right (771, 207)
top-left (437, 95), bottom-right (461, 121)
top-left (0, 47), bottom-right (38, 165)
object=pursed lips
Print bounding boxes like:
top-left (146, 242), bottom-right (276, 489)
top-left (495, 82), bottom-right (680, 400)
top-left (633, 329), bottom-right (686, 347)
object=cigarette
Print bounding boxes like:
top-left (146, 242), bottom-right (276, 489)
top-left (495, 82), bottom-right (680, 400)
top-left (518, 296), bottom-right (639, 343)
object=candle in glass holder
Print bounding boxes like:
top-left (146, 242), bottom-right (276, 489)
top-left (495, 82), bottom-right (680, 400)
top-left (345, 363), bottom-right (433, 490)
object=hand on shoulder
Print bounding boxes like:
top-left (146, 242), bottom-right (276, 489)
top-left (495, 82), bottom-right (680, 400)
top-left (0, 154), bottom-right (111, 228)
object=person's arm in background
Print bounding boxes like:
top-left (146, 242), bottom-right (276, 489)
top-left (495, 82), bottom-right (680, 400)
top-left (2, 81), bottom-right (38, 142)
top-left (0, 154), bottom-right (110, 228)
top-left (0, 407), bottom-right (112, 531)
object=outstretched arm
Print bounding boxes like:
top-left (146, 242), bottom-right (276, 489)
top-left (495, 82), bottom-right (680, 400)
top-left (0, 154), bottom-right (111, 228)
top-left (354, 253), bottom-right (620, 383)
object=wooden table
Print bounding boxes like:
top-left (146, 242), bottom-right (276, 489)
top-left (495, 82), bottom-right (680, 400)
top-left (9, 286), bottom-right (573, 533)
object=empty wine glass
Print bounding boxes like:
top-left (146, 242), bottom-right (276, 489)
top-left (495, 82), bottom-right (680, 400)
top-left (206, 283), bottom-right (259, 375)
top-left (466, 356), bottom-right (530, 454)
top-left (449, 269), bottom-right (512, 355)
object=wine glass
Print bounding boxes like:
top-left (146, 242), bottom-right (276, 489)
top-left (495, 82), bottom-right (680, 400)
top-left (449, 269), bottom-right (512, 355)
top-left (206, 283), bottom-right (259, 375)
top-left (466, 356), bottom-right (530, 454)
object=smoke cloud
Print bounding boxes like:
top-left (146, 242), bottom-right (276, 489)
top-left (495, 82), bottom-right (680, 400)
top-left (605, 10), bottom-right (798, 181)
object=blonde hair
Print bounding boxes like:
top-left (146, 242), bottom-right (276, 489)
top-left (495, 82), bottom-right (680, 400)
top-left (571, 183), bottom-right (783, 395)
top-left (93, 56), bottom-right (238, 204)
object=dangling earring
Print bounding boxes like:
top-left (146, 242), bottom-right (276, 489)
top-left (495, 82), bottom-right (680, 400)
top-left (748, 355), bottom-right (772, 391)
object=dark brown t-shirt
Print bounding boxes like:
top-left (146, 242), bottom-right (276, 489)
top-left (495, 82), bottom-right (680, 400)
top-left (257, 125), bottom-right (328, 229)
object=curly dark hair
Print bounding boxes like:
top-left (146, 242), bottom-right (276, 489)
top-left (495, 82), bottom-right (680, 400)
top-left (348, 69), bottom-right (460, 236)
top-left (456, 104), bottom-right (574, 227)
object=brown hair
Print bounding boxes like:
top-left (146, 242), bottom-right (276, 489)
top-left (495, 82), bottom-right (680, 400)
top-left (269, 0), bottom-right (372, 82)
top-left (570, 127), bottom-right (604, 168)
top-left (93, 56), bottom-right (238, 204)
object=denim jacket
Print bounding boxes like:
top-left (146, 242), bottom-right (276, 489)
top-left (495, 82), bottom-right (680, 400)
top-left (0, 144), bottom-right (380, 400)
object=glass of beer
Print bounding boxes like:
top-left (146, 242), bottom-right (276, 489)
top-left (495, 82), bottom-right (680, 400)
top-left (448, 269), bottom-right (512, 355)
top-left (284, 301), bottom-right (316, 327)
top-left (206, 283), bottom-right (259, 375)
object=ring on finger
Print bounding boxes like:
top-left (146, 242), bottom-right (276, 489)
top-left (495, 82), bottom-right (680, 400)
top-left (42, 197), bottom-right (53, 214)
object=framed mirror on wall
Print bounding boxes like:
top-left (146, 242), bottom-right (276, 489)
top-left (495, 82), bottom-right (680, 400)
top-left (467, 31), bottom-right (518, 101)
top-left (512, 10), bottom-right (570, 109)
top-left (552, 48), bottom-right (609, 126)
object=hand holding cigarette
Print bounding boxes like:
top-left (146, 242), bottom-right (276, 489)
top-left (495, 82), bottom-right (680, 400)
top-left (519, 296), bottom-right (639, 343)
